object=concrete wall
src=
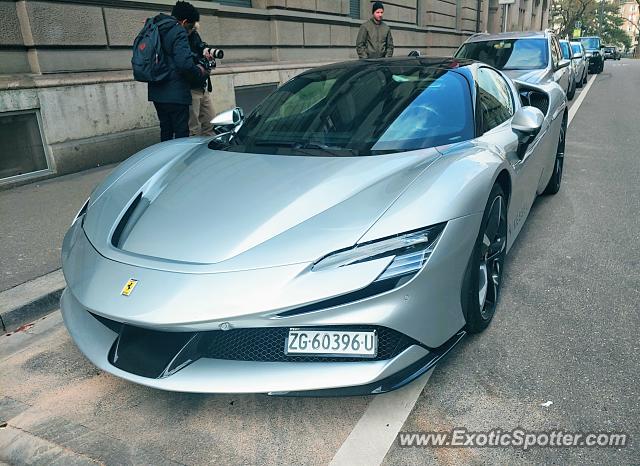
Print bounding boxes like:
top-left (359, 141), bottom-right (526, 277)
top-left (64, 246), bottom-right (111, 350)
top-left (0, 0), bottom-right (488, 76)
top-left (0, 0), bottom-right (550, 185)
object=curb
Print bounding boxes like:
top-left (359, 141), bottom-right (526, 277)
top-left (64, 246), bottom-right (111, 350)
top-left (0, 270), bottom-right (65, 334)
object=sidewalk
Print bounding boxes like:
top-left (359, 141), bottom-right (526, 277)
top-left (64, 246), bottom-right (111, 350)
top-left (0, 165), bottom-right (114, 332)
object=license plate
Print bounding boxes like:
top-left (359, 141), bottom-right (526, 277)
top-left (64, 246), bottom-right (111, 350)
top-left (285, 329), bottom-right (377, 357)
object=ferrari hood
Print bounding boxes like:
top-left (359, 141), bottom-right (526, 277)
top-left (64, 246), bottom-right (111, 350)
top-left (83, 143), bottom-right (440, 270)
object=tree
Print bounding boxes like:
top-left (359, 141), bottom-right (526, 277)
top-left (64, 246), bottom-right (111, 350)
top-left (551, 0), bottom-right (633, 50)
top-left (551, 0), bottom-right (597, 39)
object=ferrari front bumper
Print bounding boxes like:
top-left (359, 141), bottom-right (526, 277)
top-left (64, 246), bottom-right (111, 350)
top-left (62, 289), bottom-right (441, 394)
top-left (61, 212), bottom-right (482, 394)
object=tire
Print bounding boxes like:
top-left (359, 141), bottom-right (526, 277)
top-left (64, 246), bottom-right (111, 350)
top-left (576, 75), bottom-right (583, 88)
top-left (597, 61), bottom-right (604, 73)
top-left (543, 113), bottom-right (567, 195)
top-left (582, 68), bottom-right (588, 85)
top-left (567, 79), bottom-right (576, 100)
top-left (463, 183), bottom-right (507, 334)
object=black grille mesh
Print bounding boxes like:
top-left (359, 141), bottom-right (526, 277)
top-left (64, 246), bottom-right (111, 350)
top-left (197, 326), bottom-right (413, 362)
top-left (91, 313), bottom-right (415, 363)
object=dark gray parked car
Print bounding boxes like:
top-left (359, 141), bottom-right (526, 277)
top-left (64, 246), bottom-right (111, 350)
top-left (580, 36), bottom-right (604, 73)
top-left (455, 30), bottom-right (573, 100)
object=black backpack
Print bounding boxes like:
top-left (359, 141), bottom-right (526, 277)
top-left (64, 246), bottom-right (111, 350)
top-left (131, 17), bottom-right (174, 83)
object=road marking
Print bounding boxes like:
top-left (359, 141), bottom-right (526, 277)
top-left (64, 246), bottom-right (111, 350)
top-left (568, 74), bottom-right (597, 127)
top-left (330, 369), bottom-right (434, 466)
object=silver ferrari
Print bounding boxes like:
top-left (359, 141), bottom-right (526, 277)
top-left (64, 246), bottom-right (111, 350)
top-left (61, 57), bottom-right (567, 395)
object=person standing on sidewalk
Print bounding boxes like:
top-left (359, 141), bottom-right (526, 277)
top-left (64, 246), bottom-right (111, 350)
top-left (188, 22), bottom-right (216, 136)
top-left (148, 1), bottom-right (206, 141)
top-left (356, 2), bottom-right (394, 59)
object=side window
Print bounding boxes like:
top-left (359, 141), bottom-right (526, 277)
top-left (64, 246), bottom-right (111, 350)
top-left (476, 67), bottom-right (515, 134)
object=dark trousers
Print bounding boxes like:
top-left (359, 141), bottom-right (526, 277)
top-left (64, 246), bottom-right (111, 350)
top-left (153, 102), bottom-right (190, 141)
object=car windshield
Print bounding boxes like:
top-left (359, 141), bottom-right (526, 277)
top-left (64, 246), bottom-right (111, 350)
top-left (559, 42), bottom-right (571, 59)
top-left (571, 43), bottom-right (582, 54)
top-left (580, 37), bottom-right (601, 49)
top-left (221, 64), bottom-right (474, 156)
top-left (455, 38), bottom-right (548, 70)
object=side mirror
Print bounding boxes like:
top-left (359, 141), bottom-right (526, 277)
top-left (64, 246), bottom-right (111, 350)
top-left (211, 106), bottom-right (244, 127)
top-left (512, 106), bottom-right (544, 157)
top-left (556, 59), bottom-right (570, 70)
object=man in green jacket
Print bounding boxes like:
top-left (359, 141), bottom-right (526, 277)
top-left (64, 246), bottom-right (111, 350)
top-left (356, 2), bottom-right (394, 59)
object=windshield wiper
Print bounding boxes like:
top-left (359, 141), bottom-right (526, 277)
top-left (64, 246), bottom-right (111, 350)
top-left (253, 139), bottom-right (299, 147)
top-left (251, 140), bottom-right (357, 156)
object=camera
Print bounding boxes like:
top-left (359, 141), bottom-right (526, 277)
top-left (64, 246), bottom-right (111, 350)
top-left (197, 48), bottom-right (224, 71)
top-left (198, 56), bottom-right (216, 71)
top-left (208, 48), bottom-right (224, 59)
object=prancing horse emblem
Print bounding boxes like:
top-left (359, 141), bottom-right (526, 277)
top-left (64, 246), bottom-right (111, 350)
top-left (121, 279), bottom-right (138, 296)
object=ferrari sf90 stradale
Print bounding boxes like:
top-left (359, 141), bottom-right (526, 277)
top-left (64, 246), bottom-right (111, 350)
top-left (61, 57), bottom-right (567, 395)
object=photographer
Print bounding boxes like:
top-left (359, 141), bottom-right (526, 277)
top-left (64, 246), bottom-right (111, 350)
top-left (147, 1), bottom-right (206, 141)
top-left (188, 23), bottom-right (222, 136)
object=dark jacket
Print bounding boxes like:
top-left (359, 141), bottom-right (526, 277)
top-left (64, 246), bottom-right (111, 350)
top-left (356, 18), bottom-right (394, 59)
top-left (188, 31), bottom-right (212, 92)
top-left (148, 14), bottom-right (202, 105)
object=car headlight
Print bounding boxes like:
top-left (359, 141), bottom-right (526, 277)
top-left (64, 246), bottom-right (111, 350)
top-left (312, 223), bottom-right (446, 282)
top-left (72, 198), bottom-right (90, 226)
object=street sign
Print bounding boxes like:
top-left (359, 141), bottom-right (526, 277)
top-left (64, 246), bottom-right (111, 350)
top-left (575, 20), bottom-right (582, 28)
top-left (498, 0), bottom-right (515, 4)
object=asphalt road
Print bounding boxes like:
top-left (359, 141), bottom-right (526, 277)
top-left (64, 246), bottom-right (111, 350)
top-left (1, 59), bottom-right (639, 465)
top-left (0, 165), bottom-right (114, 292)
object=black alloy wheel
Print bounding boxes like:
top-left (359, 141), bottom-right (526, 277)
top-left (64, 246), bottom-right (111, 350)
top-left (464, 184), bottom-right (508, 333)
top-left (567, 79), bottom-right (576, 100)
top-left (543, 113), bottom-right (567, 195)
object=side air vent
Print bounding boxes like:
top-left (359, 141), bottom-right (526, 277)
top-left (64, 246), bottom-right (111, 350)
top-left (519, 91), bottom-right (549, 116)
top-left (111, 193), bottom-right (149, 248)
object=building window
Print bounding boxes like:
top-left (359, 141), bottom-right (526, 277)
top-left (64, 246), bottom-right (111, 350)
top-left (350, 0), bottom-right (360, 18)
top-left (0, 111), bottom-right (50, 181)
top-left (235, 83), bottom-right (278, 114)
top-left (217, 0), bottom-right (251, 7)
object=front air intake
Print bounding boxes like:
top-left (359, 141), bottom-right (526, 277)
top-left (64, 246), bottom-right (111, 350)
top-left (111, 193), bottom-right (150, 248)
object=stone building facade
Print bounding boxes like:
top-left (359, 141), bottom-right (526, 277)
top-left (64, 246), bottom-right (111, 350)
top-left (0, 0), bottom-right (549, 186)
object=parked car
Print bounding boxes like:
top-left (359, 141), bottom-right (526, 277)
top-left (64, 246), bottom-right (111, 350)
top-left (570, 41), bottom-right (589, 88)
top-left (60, 57), bottom-right (568, 395)
top-left (559, 39), bottom-right (577, 99)
top-left (454, 30), bottom-right (573, 100)
top-left (580, 36), bottom-right (604, 73)
top-left (612, 47), bottom-right (622, 60)
top-left (603, 46), bottom-right (615, 60)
